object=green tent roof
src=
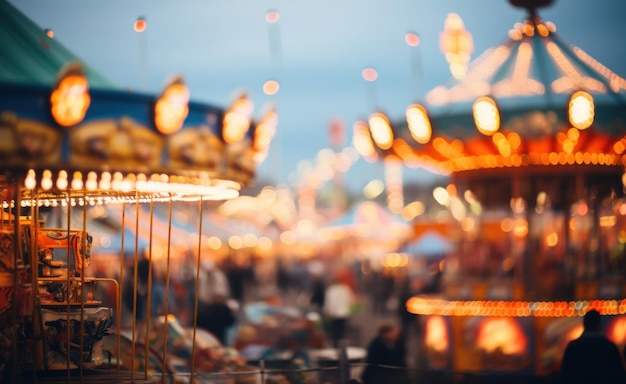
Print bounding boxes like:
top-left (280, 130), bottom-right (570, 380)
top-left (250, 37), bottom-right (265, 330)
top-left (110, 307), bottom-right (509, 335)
top-left (0, 0), bottom-right (118, 89)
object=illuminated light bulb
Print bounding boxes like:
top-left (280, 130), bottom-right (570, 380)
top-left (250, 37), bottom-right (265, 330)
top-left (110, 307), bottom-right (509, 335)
top-left (223, 94), bottom-right (253, 144)
top-left (208, 236), bottom-right (222, 250)
top-left (265, 9), bottom-right (280, 23)
top-left (568, 90), bottom-right (594, 129)
top-left (473, 96), bottom-right (500, 135)
top-left (405, 32), bottom-right (420, 47)
top-left (86, 171), bottom-right (98, 191)
top-left (24, 177), bottom-right (36, 190)
top-left (56, 170), bottom-right (68, 190)
top-left (263, 80), bottom-right (280, 95)
top-left (243, 233), bottom-right (257, 248)
top-left (406, 104), bottom-right (432, 144)
top-left (362, 67), bottom-right (378, 82)
top-left (41, 170), bottom-right (53, 190)
top-left (280, 231), bottom-right (296, 245)
top-left (228, 236), bottom-right (243, 249)
top-left (368, 112), bottom-right (393, 150)
top-left (112, 172), bottom-right (123, 191)
top-left (50, 73), bottom-right (90, 127)
top-left (99, 172), bottom-right (111, 190)
top-left (353, 120), bottom-right (377, 159)
top-left (71, 171), bottom-right (83, 190)
top-left (155, 82), bottom-right (189, 134)
top-left (24, 169), bottom-right (36, 189)
top-left (258, 236), bottom-right (273, 251)
top-left (134, 17), bottom-right (146, 33)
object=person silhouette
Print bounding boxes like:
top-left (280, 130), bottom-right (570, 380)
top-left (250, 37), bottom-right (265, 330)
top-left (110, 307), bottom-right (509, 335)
top-left (361, 321), bottom-right (408, 384)
top-left (560, 309), bottom-right (624, 384)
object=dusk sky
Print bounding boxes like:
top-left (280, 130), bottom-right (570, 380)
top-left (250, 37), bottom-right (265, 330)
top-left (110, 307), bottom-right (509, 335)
top-left (10, 0), bottom-right (626, 194)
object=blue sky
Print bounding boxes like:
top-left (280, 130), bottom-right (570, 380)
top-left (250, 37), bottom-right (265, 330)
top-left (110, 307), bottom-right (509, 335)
top-left (11, 0), bottom-right (626, 194)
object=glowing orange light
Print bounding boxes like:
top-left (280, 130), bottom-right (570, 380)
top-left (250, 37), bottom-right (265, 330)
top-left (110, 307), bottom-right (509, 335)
top-left (476, 318), bottom-right (528, 355)
top-left (254, 107), bottom-right (277, 161)
top-left (353, 120), bottom-right (377, 160)
top-left (405, 32), bottom-right (420, 47)
top-left (50, 75), bottom-right (90, 127)
top-left (473, 96), bottom-right (500, 136)
top-left (44, 28), bottom-right (54, 38)
top-left (439, 13), bottom-right (473, 79)
top-left (368, 112), bottom-right (393, 150)
top-left (425, 316), bottom-right (449, 352)
top-left (154, 83), bottom-right (189, 134)
top-left (607, 316), bottom-right (626, 345)
top-left (223, 94), bottom-right (254, 144)
top-left (406, 104), bottom-right (432, 144)
top-left (134, 17), bottom-right (147, 32)
top-left (362, 67), bottom-right (378, 82)
top-left (568, 90), bottom-right (594, 129)
top-left (263, 80), bottom-right (280, 95)
top-left (266, 10), bottom-right (280, 23)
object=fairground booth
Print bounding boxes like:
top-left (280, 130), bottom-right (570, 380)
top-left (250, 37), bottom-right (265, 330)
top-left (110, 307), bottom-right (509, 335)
top-left (355, 0), bottom-right (626, 376)
top-left (0, 1), bottom-right (276, 382)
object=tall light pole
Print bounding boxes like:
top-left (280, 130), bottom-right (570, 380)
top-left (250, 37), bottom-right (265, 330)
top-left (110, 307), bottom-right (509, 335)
top-left (362, 67), bottom-right (379, 111)
top-left (405, 31), bottom-right (422, 99)
top-left (134, 16), bottom-right (148, 90)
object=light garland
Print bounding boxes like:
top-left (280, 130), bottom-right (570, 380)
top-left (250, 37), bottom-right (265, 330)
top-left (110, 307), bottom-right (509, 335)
top-left (16, 169), bottom-right (240, 205)
top-left (407, 296), bottom-right (626, 317)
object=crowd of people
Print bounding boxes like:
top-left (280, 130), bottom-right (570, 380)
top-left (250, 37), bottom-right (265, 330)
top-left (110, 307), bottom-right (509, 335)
top-left (109, 254), bottom-right (626, 384)
top-left (110, 255), bottom-right (426, 374)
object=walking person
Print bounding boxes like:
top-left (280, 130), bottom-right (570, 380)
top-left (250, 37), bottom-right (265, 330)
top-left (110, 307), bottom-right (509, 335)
top-left (323, 274), bottom-right (355, 348)
top-left (560, 309), bottom-right (624, 384)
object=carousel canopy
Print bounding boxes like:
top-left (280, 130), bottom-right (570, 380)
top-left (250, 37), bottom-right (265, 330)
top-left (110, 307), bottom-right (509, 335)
top-left (0, 0), bottom-right (271, 203)
top-left (362, 1), bottom-right (626, 177)
top-left (0, 0), bottom-right (117, 88)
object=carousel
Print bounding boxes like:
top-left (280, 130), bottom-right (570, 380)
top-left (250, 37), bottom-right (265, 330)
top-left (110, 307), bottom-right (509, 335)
top-left (355, 0), bottom-right (626, 376)
top-left (0, 1), bottom-right (276, 382)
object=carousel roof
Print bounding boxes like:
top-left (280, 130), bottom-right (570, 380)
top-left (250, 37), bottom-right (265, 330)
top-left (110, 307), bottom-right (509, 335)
top-left (0, 0), bottom-right (273, 203)
top-left (425, 15), bottom-right (626, 112)
top-left (0, 0), bottom-right (117, 89)
top-left (362, 4), bottom-right (626, 176)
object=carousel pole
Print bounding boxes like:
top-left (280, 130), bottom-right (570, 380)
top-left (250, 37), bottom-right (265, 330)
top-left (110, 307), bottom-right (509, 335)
top-left (160, 196), bottom-right (174, 383)
top-left (190, 198), bottom-right (204, 382)
top-left (143, 198), bottom-right (155, 380)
